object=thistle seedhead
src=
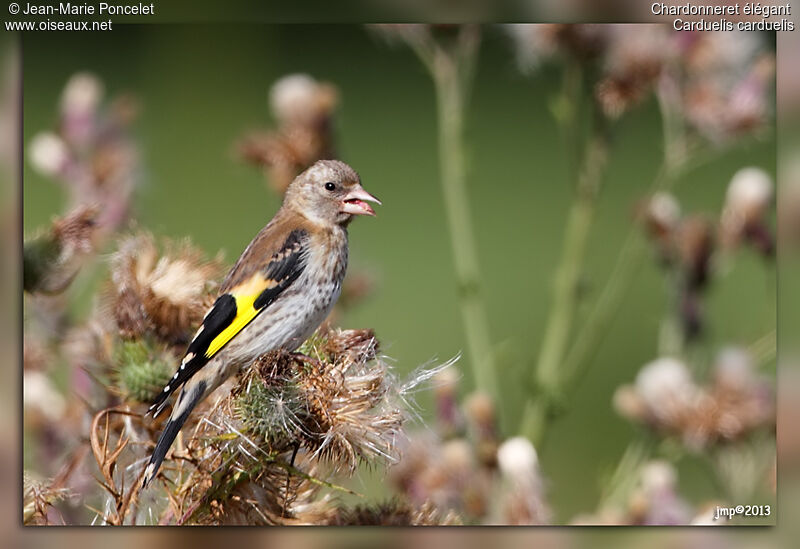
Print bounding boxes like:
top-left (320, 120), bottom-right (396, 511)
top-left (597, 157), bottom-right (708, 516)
top-left (23, 472), bottom-right (71, 525)
top-left (236, 73), bottom-right (338, 194)
top-left (24, 205), bottom-right (100, 294)
top-left (506, 24), bottom-right (608, 72)
top-left (493, 436), bottom-right (551, 525)
top-left (270, 74), bottom-right (338, 127)
top-left (676, 215), bottom-right (715, 292)
top-left (169, 329), bottom-right (451, 524)
top-left (24, 370), bottom-right (67, 424)
top-left (108, 233), bottom-right (223, 345)
top-left (390, 432), bottom-right (493, 522)
top-left (432, 367), bottom-right (463, 438)
top-left (28, 132), bottom-right (70, 178)
top-left (639, 192), bottom-right (682, 265)
top-left (679, 32), bottom-right (773, 143)
top-left (29, 72), bottom-right (141, 234)
top-left (615, 351), bottom-right (774, 450)
top-left (497, 436), bottom-right (538, 482)
top-left (596, 25), bottom-right (672, 119)
top-left (59, 72), bottom-right (103, 147)
top-left (628, 460), bottom-right (693, 525)
top-left (326, 499), bottom-right (460, 526)
top-left (464, 392), bottom-right (498, 467)
top-left (720, 167), bottom-right (774, 255)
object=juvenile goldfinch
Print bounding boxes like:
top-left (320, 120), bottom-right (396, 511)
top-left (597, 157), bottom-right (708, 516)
top-left (142, 159), bottom-right (380, 487)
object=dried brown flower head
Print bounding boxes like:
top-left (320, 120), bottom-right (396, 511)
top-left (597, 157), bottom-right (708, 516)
top-left (108, 233), bottom-right (223, 344)
top-left (596, 25), bottom-right (672, 118)
top-left (23, 472), bottom-right (71, 525)
top-left (639, 192), bottom-right (682, 265)
top-left (390, 432), bottom-right (493, 521)
top-left (679, 32), bottom-right (773, 143)
top-left (326, 499), bottom-right (460, 526)
top-left (495, 436), bottom-right (551, 525)
top-left (157, 329), bottom-right (450, 525)
top-left (237, 74), bottom-right (338, 194)
top-left (23, 205), bottom-right (100, 294)
top-left (720, 167), bottom-right (774, 255)
top-left (614, 352), bottom-right (774, 450)
top-left (506, 24), bottom-right (608, 71)
top-left (464, 392), bottom-right (498, 467)
top-left (432, 367), bottom-right (464, 438)
top-left (676, 215), bottom-right (714, 291)
top-left (29, 72), bottom-right (140, 234)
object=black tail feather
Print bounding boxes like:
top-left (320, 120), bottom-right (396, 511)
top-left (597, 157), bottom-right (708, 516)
top-left (142, 380), bottom-right (207, 489)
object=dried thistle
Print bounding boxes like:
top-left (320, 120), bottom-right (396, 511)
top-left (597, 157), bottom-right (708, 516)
top-left (614, 351), bottom-right (774, 450)
top-left (463, 392), bottom-right (499, 467)
top-left (676, 214), bottom-right (715, 293)
top-left (89, 407), bottom-right (143, 525)
top-left (639, 191), bottom-right (682, 265)
top-left (573, 459), bottom-right (696, 525)
top-left (505, 24), bottom-right (608, 71)
top-left (23, 205), bottom-right (99, 294)
top-left (495, 437), bottom-right (551, 525)
top-left (23, 369), bottom-right (67, 425)
top-left (720, 167), bottom-right (774, 255)
top-left (155, 328), bottom-right (452, 525)
top-left (390, 432), bottom-right (493, 522)
top-left (432, 367), bottom-right (464, 439)
top-left (28, 72), bottom-right (140, 233)
top-left (596, 25), bottom-right (672, 119)
top-left (108, 232), bottom-right (223, 345)
top-left (258, 348), bottom-right (402, 470)
top-left (23, 472), bottom-right (71, 525)
top-left (326, 499), bottom-right (460, 526)
top-left (236, 74), bottom-right (338, 194)
top-left (677, 32), bottom-right (773, 144)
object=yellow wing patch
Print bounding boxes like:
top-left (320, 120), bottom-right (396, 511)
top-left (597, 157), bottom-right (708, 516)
top-left (204, 274), bottom-right (276, 358)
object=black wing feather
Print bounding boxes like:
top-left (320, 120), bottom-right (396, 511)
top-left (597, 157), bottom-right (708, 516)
top-left (148, 229), bottom-right (308, 416)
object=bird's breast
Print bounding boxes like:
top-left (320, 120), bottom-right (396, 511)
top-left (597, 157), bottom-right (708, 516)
top-left (218, 229), bottom-right (349, 364)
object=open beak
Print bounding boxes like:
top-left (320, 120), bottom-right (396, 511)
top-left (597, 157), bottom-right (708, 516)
top-left (341, 184), bottom-right (382, 217)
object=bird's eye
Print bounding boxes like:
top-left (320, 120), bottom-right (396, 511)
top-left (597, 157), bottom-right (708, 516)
top-left (324, 182), bottom-right (337, 192)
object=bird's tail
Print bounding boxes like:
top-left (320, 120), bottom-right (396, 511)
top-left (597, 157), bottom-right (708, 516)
top-left (142, 378), bottom-right (209, 488)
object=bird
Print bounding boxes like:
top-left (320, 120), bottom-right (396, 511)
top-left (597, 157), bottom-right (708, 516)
top-left (141, 159), bottom-right (380, 488)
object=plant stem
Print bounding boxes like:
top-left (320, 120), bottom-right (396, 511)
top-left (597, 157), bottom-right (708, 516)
top-left (421, 28), bottom-right (498, 400)
top-left (560, 137), bottom-right (730, 391)
top-left (561, 231), bottom-right (648, 389)
top-left (521, 107), bottom-right (610, 444)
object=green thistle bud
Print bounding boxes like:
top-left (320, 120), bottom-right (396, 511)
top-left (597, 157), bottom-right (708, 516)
top-left (113, 340), bottom-right (173, 403)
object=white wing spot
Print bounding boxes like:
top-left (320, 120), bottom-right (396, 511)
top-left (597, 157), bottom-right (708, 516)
top-left (163, 385), bottom-right (170, 392)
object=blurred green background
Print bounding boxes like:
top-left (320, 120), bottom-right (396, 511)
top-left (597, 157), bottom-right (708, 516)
top-left (22, 25), bottom-right (775, 521)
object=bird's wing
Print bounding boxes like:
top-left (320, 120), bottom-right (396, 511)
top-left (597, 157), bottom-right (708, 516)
top-left (148, 227), bottom-right (309, 417)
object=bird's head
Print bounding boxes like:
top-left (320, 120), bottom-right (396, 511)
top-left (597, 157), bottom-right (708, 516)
top-left (284, 160), bottom-right (381, 226)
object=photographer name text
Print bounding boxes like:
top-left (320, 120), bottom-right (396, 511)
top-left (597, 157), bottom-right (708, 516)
top-left (19, 2), bottom-right (154, 15)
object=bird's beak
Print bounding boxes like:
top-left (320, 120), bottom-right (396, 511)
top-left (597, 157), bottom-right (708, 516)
top-left (341, 184), bottom-right (381, 217)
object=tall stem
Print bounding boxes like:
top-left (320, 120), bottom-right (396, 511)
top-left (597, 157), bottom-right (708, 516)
top-left (521, 107), bottom-right (610, 444)
top-left (423, 29), bottom-right (498, 400)
top-left (520, 76), bottom-right (697, 442)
